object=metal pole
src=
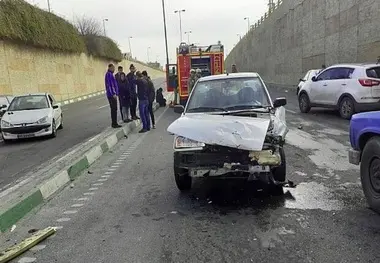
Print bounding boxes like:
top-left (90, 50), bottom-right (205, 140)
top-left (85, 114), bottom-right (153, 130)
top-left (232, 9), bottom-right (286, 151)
top-left (103, 19), bottom-right (108, 36)
top-left (162, 0), bottom-right (170, 75)
top-left (47, 0), bottom-right (51, 12)
top-left (175, 10), bottom-right (186, 43)
top-left (128, 37), bottom-right (133, 57)
top-left (185, 31), bottom-right (191, 44)
top-left (244, 17), bottom-right (250, 33)
top-left (147, 47), bottom-right (150, 62)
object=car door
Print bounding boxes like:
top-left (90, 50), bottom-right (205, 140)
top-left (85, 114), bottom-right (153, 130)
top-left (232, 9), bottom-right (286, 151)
top-left (309, 68), bottom-right (343, 105)
top-left (48, 94), bottom-right (61, 123)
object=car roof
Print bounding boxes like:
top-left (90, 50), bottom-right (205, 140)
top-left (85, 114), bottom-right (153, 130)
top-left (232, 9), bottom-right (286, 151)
top-left (198, 72), bottom-right (260, 82)
top-left (13, 93), bottom-right (48, 97)
top-left (328, 63), bottom-right (380, 69)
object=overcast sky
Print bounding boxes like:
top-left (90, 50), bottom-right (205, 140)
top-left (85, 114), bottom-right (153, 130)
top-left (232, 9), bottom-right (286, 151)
top-left (27, 0), bottom-right (268, 67)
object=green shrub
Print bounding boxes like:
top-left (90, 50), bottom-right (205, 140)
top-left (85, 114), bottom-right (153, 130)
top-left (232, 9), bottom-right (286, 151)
top-left (83, 35), bottom-right (123, 62)
top-left (0, 0), bottom-right (86, 53)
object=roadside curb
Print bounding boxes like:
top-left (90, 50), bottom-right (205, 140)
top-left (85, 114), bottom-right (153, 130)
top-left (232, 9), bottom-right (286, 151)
top-left (0, 92), bottom-right (172, 233)
top-left (61, 91), bottom-right (106, 106)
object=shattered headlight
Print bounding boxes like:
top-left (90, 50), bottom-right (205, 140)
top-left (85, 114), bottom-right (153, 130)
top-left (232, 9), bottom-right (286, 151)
top-left (36, 116), bottom-right (48, 124)
top-left (174, 136), bottom-right (205, 149)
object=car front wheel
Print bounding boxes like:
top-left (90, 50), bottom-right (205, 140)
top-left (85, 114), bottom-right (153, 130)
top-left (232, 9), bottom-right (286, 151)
top-left (298, 93), bottom-right (311, 113)
top-left (50, 120), bottom-right (57, 138)
top-left (174, 153), bottom-right (192, 191)
top-left (58, 114), bottom-right (63, 130)
top-left (270, 147), bottom-right (286, 195)
top-left (360, 137), bottom-right (380, 214)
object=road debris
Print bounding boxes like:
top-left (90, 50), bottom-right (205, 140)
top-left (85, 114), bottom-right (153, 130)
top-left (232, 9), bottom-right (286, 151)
top-left (0, 227), bottom-right (56, 263)
top-left (10, 225), bottom-right (16, 233)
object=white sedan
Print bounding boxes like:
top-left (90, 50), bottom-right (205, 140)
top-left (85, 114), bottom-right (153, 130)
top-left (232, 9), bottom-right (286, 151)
top-left (1, 93), bottom-right (63, 142)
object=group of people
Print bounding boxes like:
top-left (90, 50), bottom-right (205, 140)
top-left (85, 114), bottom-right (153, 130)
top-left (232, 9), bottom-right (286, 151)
top-left (105, 63), bottom-right (166, 133)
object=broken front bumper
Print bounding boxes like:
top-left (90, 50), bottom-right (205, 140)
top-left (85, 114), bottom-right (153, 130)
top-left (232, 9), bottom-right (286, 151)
top-left (174, 146), bottom-right (281, 178)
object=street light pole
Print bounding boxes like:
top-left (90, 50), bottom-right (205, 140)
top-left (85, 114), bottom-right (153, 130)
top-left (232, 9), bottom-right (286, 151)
top-left (237, 34), bottom-right (241, 41)
top-left (128, 36), bottom-right (133, 58)
top-left (161, 0), bottom-right (170, 76)
top-left (244, 17), bottom-right (250, 33)
top-left (184, 31), bottom-right (192, 44)
top-left (47, 0), bottom-right (51, 12)
top-left (103, 18), bottom-right (108, 36)
top-left (147, 47), bottom-right (151, 62)
top-left (174, 9), bottom-right (186, 42)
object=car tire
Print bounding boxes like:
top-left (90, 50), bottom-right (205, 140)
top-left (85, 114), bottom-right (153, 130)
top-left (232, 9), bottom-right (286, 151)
top-left (339, 97), bottom-right (355, 120)
top-left (174, 153), bottom-right (192, 191)
top-left (58, 114), bottom-right (63, 130)
top-left (298, 93), bottom-right (311, 113)
top-left (360, 137), bottom-right (380, 214)
top-left (270, 147), bottom-right (286, 195)
top-left (50, 120), bottom-right (57, 138)
top-left (296, 87), bottom-right (300, 96)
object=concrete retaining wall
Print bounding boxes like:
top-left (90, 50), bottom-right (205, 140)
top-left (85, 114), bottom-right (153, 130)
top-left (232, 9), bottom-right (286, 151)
top-left (0, 41), bottom-right (164, 101)
top-left (225, 0), bottom-right (380, 87)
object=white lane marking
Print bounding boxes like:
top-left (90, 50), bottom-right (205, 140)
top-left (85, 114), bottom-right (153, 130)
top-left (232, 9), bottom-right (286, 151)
top-left (71, 203), bottom-right (84, 207)
top-left (105, 171), bottom-right (113, 175)
top-left (53, 226), bottom-right (64, 230)
top-left (56, 217), bottom-right (71, 222)
top-left (77, 197), bottom-right (89, 201)
top-left (107, 168), bottom-right (117, 171)
top-left (18, 257), bottom-right (37, 263)
top-left (111, 165), bottom-right (120, 168)
top-left (64, 210), bottom-right (78, 214)
top-left (89, 187), bottom-right (98, 191)
top-left (98, 178), bottom-right (108, 182)
top-left (93, 183), bottom-right (103, 186)
top-left (286, 109), bottom-right (297, 114)
top-left (101, 175), bottom-right (110, 178)
top-left (83, 192), bottom-right (94, 195)
top-left (98, 104), bottom-right (109, 109)
top-left (29, 244), bottom-right (47, 252)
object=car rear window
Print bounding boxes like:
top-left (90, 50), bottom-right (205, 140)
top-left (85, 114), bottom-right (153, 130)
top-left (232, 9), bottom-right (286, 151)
top-left (366, 67), bottom-right (380, 79)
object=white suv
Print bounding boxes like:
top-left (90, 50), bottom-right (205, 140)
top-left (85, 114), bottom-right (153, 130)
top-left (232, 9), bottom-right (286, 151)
top-left (298, 64), bottom-right (380, 119)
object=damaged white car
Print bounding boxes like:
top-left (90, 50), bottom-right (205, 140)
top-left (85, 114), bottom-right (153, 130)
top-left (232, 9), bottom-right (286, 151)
top-left (167, 72), bottom-right (289, 193)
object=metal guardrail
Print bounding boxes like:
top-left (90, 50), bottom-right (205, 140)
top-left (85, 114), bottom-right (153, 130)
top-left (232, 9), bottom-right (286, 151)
top-left (252, 0), bottom-right (282, 31)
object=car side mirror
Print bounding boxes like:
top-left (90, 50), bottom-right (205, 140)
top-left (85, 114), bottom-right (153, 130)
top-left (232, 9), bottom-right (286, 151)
top-left (53, 105), bottom-right (59, 109)
top-left (311, 76), bottom-right (317, 82)
top-left (174, 105), bottom-right (184, 114)
top-left (0, 104), bottom-right (6, 109)
top-left (299, 78), bottom-right (305, 82)
top-left (273, 97), bottom-right (287, 108)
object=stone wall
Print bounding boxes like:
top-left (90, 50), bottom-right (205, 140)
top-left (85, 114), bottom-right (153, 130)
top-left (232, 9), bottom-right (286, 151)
top-left (0, 41), bottom-right (164, 101)
top-left (225, 0), bottom-right (380, 87)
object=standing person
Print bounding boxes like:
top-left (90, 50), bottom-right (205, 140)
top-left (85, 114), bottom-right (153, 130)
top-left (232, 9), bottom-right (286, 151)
top-left (187, 69), bottom-right (196, 95)
top-left (127, 64), bottom-right (139, 120)
top-left (115, 66), bottom-right (124, 120)
top-left (136, 71), bottom-right (150, 133)
top-left (105, 64), bottom-right (121, 128)
top-left (195, 68), bottom-right (202, 81)
top-left (142, 70), bottom-right (156, 129)
top-left (231, 64), bottom-right (238, 73)
top-left (118, 72), bottom-right (132, 123)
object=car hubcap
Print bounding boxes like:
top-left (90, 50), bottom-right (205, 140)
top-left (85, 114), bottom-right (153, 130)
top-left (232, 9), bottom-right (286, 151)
top-left (342, 100), bottom-right (352, 116)
top-left (300, 96), bottom-right (307, 109)
top-left (369, 158), bottom-right (380, 193)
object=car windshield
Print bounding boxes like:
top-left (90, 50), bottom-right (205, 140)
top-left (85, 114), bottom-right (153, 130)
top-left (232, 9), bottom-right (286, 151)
top-left (8, 95), bottom-right (49, 111)
top-left (186, 77), bottom-right (271, 112)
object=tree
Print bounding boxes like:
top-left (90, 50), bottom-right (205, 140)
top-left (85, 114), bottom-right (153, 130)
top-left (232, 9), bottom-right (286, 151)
top-left (74, 15), bottom-right (101, 36)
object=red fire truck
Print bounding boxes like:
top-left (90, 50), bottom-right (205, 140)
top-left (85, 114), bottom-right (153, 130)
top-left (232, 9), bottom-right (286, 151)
top-left (166, 42), bottom-right (224, 105)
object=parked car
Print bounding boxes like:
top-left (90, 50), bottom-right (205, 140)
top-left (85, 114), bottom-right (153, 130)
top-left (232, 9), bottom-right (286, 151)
top-left (296, 69), bottom-right (320, 95)
top-left (348, 110), bottom-right (380, 213)
top-left (167, 72), bottom-right (289, 193)
top-left (298, 63), bottom-right (380, 119)
top-left (1, 93), bottom-right (63, 142)
top-left (0, 95), bottom-right (14, 120)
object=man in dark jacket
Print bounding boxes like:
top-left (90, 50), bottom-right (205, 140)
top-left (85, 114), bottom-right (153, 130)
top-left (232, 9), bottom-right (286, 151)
top-left (118, 72), bottom-right (132, 123)
top-left (142, 70), bottom-right (156, 129)
top-left (105, 64), bottom-right (121, 128)
top-left (115, 66), bottom-right (124, 120)
top-left (136, 71), bottom-right (150, 133)
top-left (127, 64), bottom-right (139, 120)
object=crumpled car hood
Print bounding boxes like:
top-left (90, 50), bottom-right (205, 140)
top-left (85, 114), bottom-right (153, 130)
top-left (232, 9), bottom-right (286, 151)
top-left (167, 108), bottom-right (288, 151)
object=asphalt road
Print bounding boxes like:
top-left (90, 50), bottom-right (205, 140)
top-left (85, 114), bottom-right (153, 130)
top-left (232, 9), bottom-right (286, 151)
top-left (2, 87), bottom-right (380, 263)
top-left (0, 78), bottom-right (165, 191)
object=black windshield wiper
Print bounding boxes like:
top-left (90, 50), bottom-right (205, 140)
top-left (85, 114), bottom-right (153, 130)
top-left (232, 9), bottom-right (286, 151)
top-left (187, 106), bottom-right (228, 112)
top-left (224, 105), bottom-right (269, 111)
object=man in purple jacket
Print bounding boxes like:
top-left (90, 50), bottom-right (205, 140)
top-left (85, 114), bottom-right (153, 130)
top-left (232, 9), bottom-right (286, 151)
top-left (105, 64), bottom-right (122, 128)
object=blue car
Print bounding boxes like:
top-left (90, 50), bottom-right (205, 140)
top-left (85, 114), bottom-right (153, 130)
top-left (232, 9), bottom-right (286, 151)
top-left (349, 111), bottom-right (380, 213)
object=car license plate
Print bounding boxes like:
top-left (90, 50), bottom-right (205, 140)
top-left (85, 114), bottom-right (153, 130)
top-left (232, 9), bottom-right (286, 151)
top-left (17, 133), bottom-right (35, 139)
